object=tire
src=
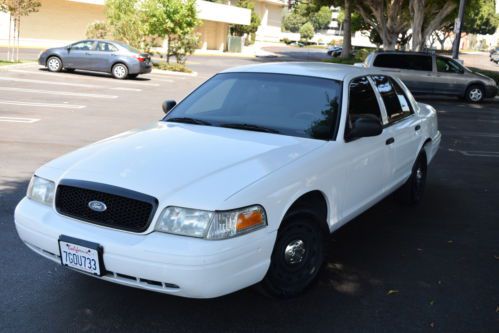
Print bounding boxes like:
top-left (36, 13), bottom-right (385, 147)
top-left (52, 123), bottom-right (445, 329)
top-left (398, 152), bottom-right (427, 205)
top-left (112, 63), bottom-right (128, 79)
top-left (259, 211), bottom-right (325, 298)
top-left (128, 74), bottom-right (139, 79)
top-left (465, 84), bottom-right (485, 103)
top-left (46, 56), bottom-right (62, 72)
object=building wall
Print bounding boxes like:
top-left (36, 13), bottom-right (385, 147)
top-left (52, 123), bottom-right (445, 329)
top-left (19, 0), bottom-right (104, 47)
top-left (196, 20), bottom-right (229, 51)
top-left (253, 0), bottom-right (285, 42)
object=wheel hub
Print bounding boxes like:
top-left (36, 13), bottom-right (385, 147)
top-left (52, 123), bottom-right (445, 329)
top-left (469, 88), bottom-right (483, 101)
top-left (284, 239), bottom-right (306, 264)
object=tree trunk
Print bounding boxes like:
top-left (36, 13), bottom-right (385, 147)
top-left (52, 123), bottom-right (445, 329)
top-left (340, 0), bottom-right (352, 58)
top-left (16, 15), bottom-right (20, 62)
top-left (7, 15), bottom-right (12, 61)
top-left (409, 0), bottom-right (425, 51)
top-left (166, 35), bottom-right (171, 63)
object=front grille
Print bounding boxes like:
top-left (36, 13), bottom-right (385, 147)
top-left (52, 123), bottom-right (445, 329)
top-left (55, 179), bottom-right (158, 232)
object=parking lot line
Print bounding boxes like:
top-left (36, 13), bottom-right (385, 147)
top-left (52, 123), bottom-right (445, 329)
top-left (111, 87), bottom-right (142, 92)
top-left (0, 77), bottom-right (104, 89)
top-left (0, 100), bottom-right (85, 109)
top-left (0, 116), bottom-right (40, 123)
top-left (0, 87), bottom-right (118, 99)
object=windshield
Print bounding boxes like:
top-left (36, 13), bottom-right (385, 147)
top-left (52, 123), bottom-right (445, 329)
top-left (163, 73), bottom-right (342, 140)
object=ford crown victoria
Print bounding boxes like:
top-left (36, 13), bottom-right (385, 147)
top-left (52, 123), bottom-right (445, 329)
top-left (15, 62), bottom-right (441, 298)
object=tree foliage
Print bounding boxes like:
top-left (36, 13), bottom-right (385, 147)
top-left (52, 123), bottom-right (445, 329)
top-left (300, 21), bottom-right (315, 40)
top-left (86, 21), bottom-right (109, 39)
top-left (283, 1), bottom-right (331, 32)
top-left (463, 0), bottom-right (499, 35)
top-left (105, 0), bottom-right (147, 49)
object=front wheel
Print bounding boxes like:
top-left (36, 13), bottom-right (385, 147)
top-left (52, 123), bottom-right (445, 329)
top-left (259, 213), bottom-right (325, 298)
top-left (46, 56), bottom-right (62, 72)
top-left (465, 85), bottom-right (485, 103)
top-left (112, 63), bottom-right (128, 79)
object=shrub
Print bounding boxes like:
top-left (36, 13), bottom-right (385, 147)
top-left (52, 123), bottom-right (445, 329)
top-left (299, 22), bottom-right (315, 42)
top-left (86, 21), bottom-right (109, 39)
top-left (153, 62), bottom-right (192, 73)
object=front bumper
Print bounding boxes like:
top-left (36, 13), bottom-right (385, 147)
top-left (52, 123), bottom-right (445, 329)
top-left (14, 198), bottom-right (275, 298)
top-left (485, 85), bottom-right (498, 98)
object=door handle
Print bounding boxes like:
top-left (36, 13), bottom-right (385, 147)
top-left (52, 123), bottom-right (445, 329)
top-left (385, 137), bottom-right (395, 145)
top-left (111, 53), bottom-right (117, 57)
top-left (415, 125), bottom-right (421, 131)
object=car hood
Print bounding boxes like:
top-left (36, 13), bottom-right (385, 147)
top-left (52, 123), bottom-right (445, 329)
top-left (39, 122), bottom-right (325, 209)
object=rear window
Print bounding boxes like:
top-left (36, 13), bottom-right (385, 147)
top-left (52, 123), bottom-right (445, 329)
top-left (373, 54), bottom-right (432, 71)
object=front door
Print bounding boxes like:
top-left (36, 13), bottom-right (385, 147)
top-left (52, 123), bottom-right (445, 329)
top-left (65, 40), bottom-right (96, 70)
top-left (340, 76), bottom-right (392, 220)
top-left (432, 56), bottom-right (469, 95)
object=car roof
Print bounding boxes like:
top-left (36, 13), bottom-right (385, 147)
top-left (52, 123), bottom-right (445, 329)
top-left (221, 62), bottom-right (367, 81)
top-left (372, 50), bottom-right (434, 56)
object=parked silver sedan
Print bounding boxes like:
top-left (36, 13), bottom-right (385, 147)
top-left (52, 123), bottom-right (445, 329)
top-left (38, 39), bottom-right (152, 79)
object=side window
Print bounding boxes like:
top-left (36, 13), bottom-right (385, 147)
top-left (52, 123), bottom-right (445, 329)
top-left (373, 54), bottom-right (432, 71)
top-left (96, 42), bottom-right (118, 52)
top-left (71, 41), bottom-right (95, 51)
top-left (372, 75), bottom-right (413, 123)
top-left (436, 57), bottom-right (464, 74)
top-left (346, 76), bottom-right (382, 137)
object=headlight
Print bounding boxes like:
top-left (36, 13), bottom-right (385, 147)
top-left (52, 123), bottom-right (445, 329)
top-left (27, 175), bottom-right (55, 206)
top-left (155, 205), bottom-right (267, 240)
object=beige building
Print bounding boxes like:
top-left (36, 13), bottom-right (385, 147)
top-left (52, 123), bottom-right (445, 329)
top-left (0, 0), bottom-right (285, 51)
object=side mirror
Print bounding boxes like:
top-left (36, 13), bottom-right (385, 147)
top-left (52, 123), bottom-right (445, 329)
top-left (162, 100), bottom-right (176, 114)
top-left (346, 115), bottom-right (383, 141)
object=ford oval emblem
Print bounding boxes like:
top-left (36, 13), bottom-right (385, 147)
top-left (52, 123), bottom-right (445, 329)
top-left (88, 200), bottom-right (107, 212)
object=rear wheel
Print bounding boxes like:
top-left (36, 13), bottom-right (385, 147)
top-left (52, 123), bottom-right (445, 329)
top-left (259, 212), bottom-right (325, 298)
top-left (465, 85), bottom-right (485, 103)
top-left (398, 152), bottom-right (427, 205)
top-left (112, 63), bottom-right (128, 79)
top-left (46, 56), bottom-right (62, 72)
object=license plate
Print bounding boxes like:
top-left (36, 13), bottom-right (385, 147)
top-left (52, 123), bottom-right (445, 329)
top-left (59, 235), bottom-right (103, 276)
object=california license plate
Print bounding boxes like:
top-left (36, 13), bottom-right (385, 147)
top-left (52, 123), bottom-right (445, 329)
top-left (59, 235), bottom-right (103, 276)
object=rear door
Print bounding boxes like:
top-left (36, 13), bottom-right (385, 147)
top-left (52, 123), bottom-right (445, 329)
top-left (372, 53), bottom-right (433, 94)
top-left (371, 75), bottom-right (422, 191)
top-left (65, 41), bottom-right (96, 70)
top-left (87, 42), bottom-right (119, 72)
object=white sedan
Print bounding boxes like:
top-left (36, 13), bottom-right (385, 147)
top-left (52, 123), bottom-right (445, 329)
top-left (15, 62), bottom-right (441, 298)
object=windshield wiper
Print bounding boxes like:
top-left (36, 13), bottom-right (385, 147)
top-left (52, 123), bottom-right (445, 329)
top-left (166, 117), bottom-right (212, 126)
top-left (220, 123), bottom-right (280, 134)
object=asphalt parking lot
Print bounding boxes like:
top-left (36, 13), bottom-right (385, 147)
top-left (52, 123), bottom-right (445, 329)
top-left (1, 59), bottom-right (498, 332)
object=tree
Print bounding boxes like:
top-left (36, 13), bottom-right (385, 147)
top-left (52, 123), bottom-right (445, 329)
top-left (0, 0), bottom-right (41, 62)
top-left (409, 0), bottom-right (457, 51)
top-left (354, 0), bottom-right (410, 50)
top-left (142, 0), bottom-right (199, 62)
top-left (86, 21), bottom-right (109, 39)
top-left (300, 21), bottom-right (315, 41)
top-left (283, 12), bottom-right (307, 32)
top-left (311, 6), bottom-right (332, 30)
top-left (105, 0), bottom-right (147, 49)
top-left (231, 0), bottom-right (261, 44)
top-left (462, 0), bottom-right (499, 35)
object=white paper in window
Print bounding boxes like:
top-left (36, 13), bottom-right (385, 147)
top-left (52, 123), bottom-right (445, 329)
top-left (397, 94), bottom-right (410, 112)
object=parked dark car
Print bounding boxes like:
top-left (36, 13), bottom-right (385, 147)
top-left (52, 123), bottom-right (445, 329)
top-left (38, 39), bottom-right (152, 79)
top-left (327, 46), bottom-right (342, 57)
top-left (362, 51), bottom-right (497, 103)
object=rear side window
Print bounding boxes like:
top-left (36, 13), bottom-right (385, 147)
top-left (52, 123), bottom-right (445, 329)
top-left (372, 75), bottom-right (413, 123)
top-left (96, 42), bottom-right (118, 52)
top-left (373, 54), bottom-right (432, 71)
